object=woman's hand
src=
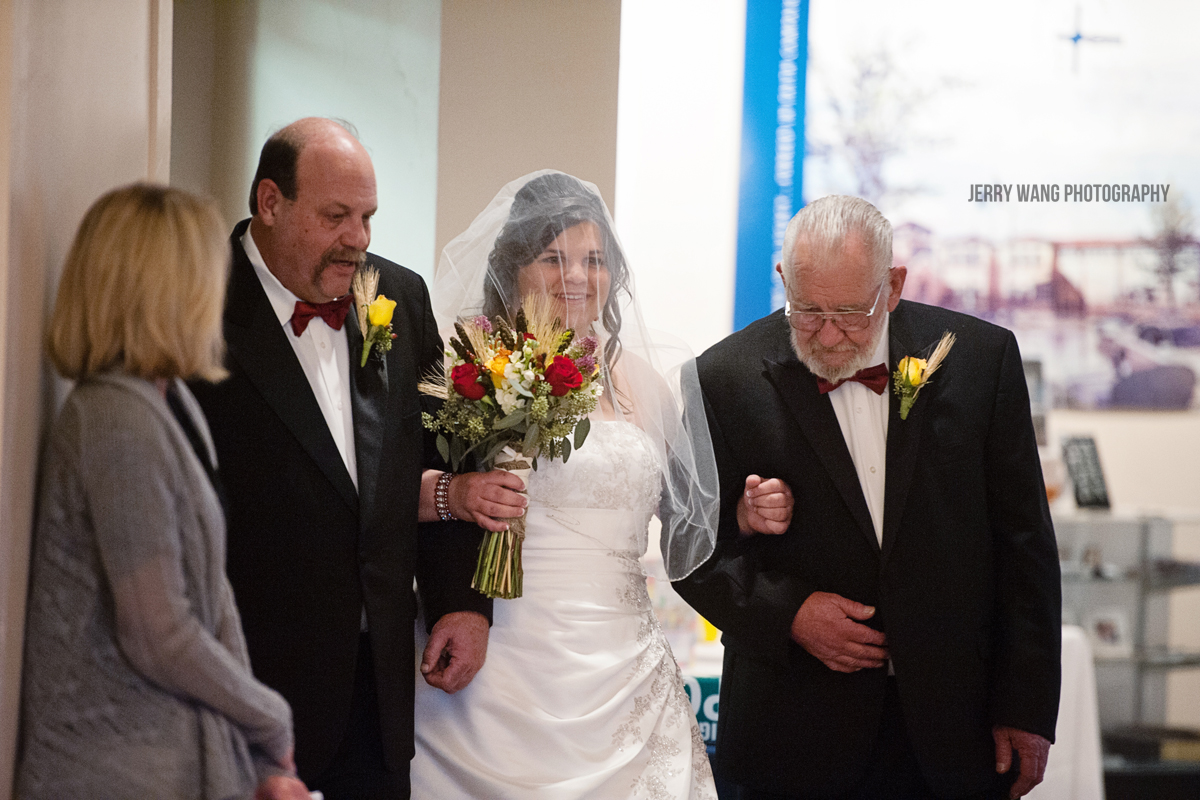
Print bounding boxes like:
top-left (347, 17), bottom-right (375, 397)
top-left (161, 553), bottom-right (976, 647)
top-left (439, 470), bottom-right (528, 532)
top-left (254, 777), bottom-right (310, 800)
top-left (450, 471), bottom-right (528, 532)
top-left (420, 469), bottom-right (526, 528)
top-left (254, 749), bottom-right (310, 800)
top-left (736, 475), bottom-right (794, 535)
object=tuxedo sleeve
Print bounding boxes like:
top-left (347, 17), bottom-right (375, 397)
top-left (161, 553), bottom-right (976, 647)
top-left (985, 332), bottom-right (1061, 741)
top-left (672, 391), bottom-right (812, 669)
top-left (411, 279), bottom-right (492, 628)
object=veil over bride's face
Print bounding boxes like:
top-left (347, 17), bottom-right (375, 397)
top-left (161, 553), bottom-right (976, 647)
top-left (516, 221), bottom-right (611, 332)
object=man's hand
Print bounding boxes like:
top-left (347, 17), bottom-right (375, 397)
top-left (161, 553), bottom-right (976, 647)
top-left (451, 471), bottom-right (527, 532)
top-left (421, 610), bottom-right (489, 693)
top-left (994, 725), bottom-right (1050, 798)
top-left (790, 591), bottom-right (888, 672)
top-left (254, 776), bottom-right (310, 800)
top-left (736, 475), bottom-right (794, 535)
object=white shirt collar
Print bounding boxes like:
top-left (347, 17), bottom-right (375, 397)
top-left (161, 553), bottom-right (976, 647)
top-left (242, 226), bottom-right (301, 330)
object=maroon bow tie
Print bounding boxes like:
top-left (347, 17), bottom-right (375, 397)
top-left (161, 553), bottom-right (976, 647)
top-left (816, 363), bottom-right (890, 395)
top-left (290, 295), bottom-right (353, 336)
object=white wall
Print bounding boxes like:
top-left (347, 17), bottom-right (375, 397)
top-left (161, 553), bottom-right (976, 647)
top-left (614, 0), bottom-right (746, 357)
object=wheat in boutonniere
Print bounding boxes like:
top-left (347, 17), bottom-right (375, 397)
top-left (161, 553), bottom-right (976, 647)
top-left (893, 331), bottom-right (956, 420)
top-left (417, 293), bottom-right (604, 598)
top-left (352, 267), bottom-right (396, 367)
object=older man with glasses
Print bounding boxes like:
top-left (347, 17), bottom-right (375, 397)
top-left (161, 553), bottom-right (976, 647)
top-left (675, 195), bottom-right (1061, 800)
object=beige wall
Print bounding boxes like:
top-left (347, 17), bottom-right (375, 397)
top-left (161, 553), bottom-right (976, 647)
top-left (1048, 410), bottom-right (1200, 728)
top-left (0, 1), bottom-right (171, 795)
top-left (436, 0), bottom-right (621, 257)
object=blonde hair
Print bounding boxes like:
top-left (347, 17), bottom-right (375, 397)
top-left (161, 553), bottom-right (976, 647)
top-left (48, 183), bottom-right (229, 382)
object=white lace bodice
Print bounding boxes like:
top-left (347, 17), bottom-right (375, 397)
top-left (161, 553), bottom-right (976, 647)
top-left (524, 421), bottom-right (661, 555)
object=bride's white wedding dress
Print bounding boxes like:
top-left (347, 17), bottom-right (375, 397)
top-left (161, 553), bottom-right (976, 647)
top-left (413, 420), bottom-right (716, 799)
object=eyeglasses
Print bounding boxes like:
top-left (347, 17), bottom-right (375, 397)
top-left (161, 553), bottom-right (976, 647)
top-left (784, 278), bottom-right (888, 332)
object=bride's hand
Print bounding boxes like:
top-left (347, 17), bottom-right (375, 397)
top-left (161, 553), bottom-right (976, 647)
top-left (736, 475), bottom-right (794, 535)
top-left (450, 471), bottom-right (528, 532)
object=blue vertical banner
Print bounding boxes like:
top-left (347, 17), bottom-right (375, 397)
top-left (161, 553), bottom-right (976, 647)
top-left (733, 0), bottom-right (809, 330)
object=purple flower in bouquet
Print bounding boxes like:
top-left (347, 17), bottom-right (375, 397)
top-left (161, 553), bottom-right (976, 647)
top-left (575, 354), bottom-right (596, 375)
top-left (473, 315), bottom-right (494, 335)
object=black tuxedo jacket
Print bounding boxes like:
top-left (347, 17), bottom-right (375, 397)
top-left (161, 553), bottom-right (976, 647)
top-left (190, 220), bottom-right (489, 782)
top-left (674, 301), bottom-right (1061, 798)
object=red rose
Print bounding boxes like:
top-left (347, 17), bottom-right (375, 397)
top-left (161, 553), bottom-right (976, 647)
top-left (544, 356), bottom-right (583, 397)
top-left (523, 332), bottom-right (536, 341)
top-left (451, 362), bottom-right (487, 400)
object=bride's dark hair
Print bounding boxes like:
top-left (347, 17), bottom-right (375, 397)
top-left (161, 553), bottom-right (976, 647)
top-left (482, 173), bottom-right (629, 368)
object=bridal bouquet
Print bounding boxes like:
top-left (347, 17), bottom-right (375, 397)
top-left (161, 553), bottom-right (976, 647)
top-left (420, 295), bottom-right (604, 598)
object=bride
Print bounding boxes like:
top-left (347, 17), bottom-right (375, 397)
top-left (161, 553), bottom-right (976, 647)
top-left (413, 172), bottom-right (787, 799)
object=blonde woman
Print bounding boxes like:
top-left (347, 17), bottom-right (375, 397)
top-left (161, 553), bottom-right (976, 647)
top-left (16, 184), bottom-right (309, 800)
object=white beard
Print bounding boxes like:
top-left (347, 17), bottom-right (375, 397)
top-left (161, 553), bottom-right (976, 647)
top-left (790, 315), bottom-right (888, 384)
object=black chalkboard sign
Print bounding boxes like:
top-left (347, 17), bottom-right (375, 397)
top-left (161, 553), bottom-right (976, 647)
top-left (1062, 436), bottom-right (1110, 509)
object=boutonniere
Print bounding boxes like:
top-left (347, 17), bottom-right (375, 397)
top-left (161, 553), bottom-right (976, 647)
top-left (893, 331), bottom-right (956, 420)
top-left (352, 267), bottom-right (397, 367)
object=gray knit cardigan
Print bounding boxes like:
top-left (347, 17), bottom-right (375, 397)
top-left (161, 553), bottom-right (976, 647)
top-left (16, 372), bottom-right (293, 800)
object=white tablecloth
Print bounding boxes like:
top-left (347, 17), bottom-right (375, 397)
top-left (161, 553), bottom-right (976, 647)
top-left (1027, 625), bottom-right (1105, 800)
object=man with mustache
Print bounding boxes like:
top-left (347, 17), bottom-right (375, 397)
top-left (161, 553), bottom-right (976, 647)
top-left (675, 195), bottom-right (1061, 799)
top-left (191, 118), bottom-right (523, 799)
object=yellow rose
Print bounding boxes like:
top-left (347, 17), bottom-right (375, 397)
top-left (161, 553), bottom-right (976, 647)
top-left (367, 295), bottom-right (396, 327)
top-left (488, 349), bottom-right (512, 381)
top-left (899, 356), bottom-right (927, 386)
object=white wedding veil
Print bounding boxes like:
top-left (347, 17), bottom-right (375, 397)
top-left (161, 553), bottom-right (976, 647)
top-left (433, 170), bottom-right (718, 580)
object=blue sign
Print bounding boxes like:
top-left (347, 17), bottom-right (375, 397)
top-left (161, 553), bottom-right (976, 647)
top-left (733, 0), bottom-right (810, 330)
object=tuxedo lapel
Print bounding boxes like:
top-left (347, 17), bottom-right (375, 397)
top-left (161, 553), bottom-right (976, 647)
top-left (222, 233), bottom-right (359, 514)
top-left (882, 302), bottom-right (922, 563)
top-left (346, 300), bottom-right (389, 530)
top-left (763, 348), bottom-right (879, 555)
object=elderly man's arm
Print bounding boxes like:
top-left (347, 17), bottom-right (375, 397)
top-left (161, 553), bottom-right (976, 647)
top-left (985, 331), bottom-right (1062, 795)
top-left (672, 394), bottom-right (812, 668)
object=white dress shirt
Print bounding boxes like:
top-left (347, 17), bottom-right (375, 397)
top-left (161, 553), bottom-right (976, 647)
top-left (242, 228), bottom-right (359, 490)
top-left (826, 316), bottom-right (890, 547)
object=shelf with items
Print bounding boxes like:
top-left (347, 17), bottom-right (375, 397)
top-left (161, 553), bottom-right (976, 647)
top-left (1055, 513), bottom-right (1200, 731)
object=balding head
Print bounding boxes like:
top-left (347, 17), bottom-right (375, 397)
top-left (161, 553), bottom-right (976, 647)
top-left (249, 118), bottom-right (363, 216)
top-left (248, 117), bottom-right (377, 303)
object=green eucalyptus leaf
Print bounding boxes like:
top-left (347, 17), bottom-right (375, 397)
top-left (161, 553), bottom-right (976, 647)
top-left (436, 434), bottom-right (450, 464)
top-left (483, 437), bottom-right (510, 467)
top-left (450, 435), bottom-right (465, 471)
top-left (494, 411), bottom-right (526, 430)
top-left (574, 417), bottom-right (591, 450)
top-left (561, 436), bottom-right (572, 463)
top-left (523, 423), bottom-right (540, 455)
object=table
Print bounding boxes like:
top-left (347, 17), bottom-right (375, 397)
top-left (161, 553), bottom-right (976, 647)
top-left (1026, 625), bottom-right (1105, 799)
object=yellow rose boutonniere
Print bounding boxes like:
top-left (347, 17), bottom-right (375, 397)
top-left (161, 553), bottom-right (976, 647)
top-left (352, 267), bottom-right (397, 367)
top-left (893, 331), bottom-right (956, 420)
top-left (368, 295), bottom-right (396, 327)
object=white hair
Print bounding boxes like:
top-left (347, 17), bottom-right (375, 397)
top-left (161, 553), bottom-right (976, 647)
top-left (780, 195), bottom-right (892, 283)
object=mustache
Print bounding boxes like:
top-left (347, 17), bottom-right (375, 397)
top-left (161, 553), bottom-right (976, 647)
top-left (321, 247), bottom-right (367, 269)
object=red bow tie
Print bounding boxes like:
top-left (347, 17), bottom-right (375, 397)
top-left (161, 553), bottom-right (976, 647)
top-left (290, 295), bottom-right (353, 336)
top-left (816, 363), bottom-right (890, 395)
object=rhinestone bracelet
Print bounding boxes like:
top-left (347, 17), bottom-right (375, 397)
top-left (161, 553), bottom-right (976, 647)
top-left (435, 471), bottom-right (456, 521)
